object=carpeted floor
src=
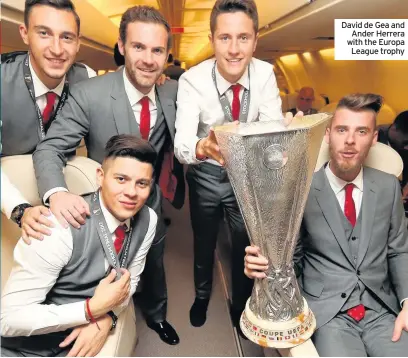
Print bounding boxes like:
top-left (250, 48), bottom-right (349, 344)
top-left (133, 198), bottom-right (239, 357)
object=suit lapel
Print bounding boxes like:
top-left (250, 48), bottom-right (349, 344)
top-left (356, 170), bottom-right (377, 268)
top-left (110, 69), bottom-right (138, 136)
top-left (155, 85), bottom-right (175, 141)
top-left (314, 167), bottom-right (354, 265)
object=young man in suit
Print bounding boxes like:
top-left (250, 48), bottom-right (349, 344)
top-left (32, 5), bottom-right (184, 345)
top-left (1, 135), bottom-right (158, 357)
top-left (174, 0), bottom-right (298, 331)
top-left (1, 0), bottom-right (96, 243)
top-left (244, 93), bottom-right (408, 356)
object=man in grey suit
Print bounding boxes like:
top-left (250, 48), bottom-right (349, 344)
top-left (244, 93), bottom-right (408, 356)
top-left (33, 5), bottom-right (183, 345)
top-left (1, 0), bottom-right (95, 243)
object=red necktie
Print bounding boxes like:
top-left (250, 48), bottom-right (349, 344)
top-left (344, 183), bottom-right (365, 321)
top-left (114, 225), bottom-right (127, 254)
top-left (344, 183), bottom-right (356, 227)
top-left (140, 97), bottom-right (151, 140)
top-left (231, 84), bottom-right (241, 121)
top-left (42, 92), bottom-right (57, 125)
top-left (348, 304), bottom-right (365, 322)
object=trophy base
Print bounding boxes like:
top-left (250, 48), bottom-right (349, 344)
top-left (240, 298), bottom-right (316, 348)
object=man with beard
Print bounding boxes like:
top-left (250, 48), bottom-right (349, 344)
top-left (244, 93), bottom-right (408, 356)
top-left (1, 0), bottom-right (95, 242)
top-left (32, 5), bottom-right (183, 345)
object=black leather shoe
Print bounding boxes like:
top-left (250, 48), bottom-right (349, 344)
top-left (190, 298), bottom-right (209, 327)
top-left (146, 320), bottom-right (180, 345)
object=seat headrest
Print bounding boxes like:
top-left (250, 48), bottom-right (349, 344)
top-left (1, 155), bottom-right (101, 206)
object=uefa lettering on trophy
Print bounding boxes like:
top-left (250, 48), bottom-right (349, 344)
top-left (214, 114), bottom-right (330, 348)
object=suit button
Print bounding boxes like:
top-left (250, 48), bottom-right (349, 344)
top-left (341, 293), bottom-right (346, 298)
top-left (357, 270), bottom-right (361, 275)
top-left (352, 236), bottom-right (357, 241)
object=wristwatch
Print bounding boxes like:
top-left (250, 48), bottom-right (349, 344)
top-left (10, 203), bottom-right (33, 228)
top-left (106, 311), bottom-right (118, 331)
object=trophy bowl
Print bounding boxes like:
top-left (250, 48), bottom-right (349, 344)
top-left (214, 114), bottom-right (330, 348)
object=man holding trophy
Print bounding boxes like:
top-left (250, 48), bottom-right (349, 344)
top-left (174, 0), bottom-right (300, 331)
top-left (244, 94), bottom-right (408, 356)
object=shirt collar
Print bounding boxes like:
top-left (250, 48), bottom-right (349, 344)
top-left (28, 55), bottom-right (65, 98)
top-left (123, 69), bottom-right (156, 107)
top-left (325, 162), bottom-right (364, 195)
top-left (215, 62), bottom-right (250, 95)
top-left (99, 192), bottom-right (130, 234)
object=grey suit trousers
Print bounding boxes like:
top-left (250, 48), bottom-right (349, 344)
top-left (312, 306), bottom-right (408, 356)
top-left (186, 163), bottom-right (253, 312)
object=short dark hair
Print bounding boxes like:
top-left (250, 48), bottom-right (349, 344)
top-left (337, 93), bottom-right (383, 114)
top-left (174, 59), bottom-right (181, 66)
top-left (113, 43), bottom-right (125, 67)
top-left (24, 0), bottom-right (80, 34)
top-left (119, 6), bottom-right (172, 51)
top-left (104, 135), bottom-right (157, 167)
top-left (334, 93), bottom-right (383, 127)
top-left (210, 0), bottom-right (258, 35)
top-left (167, 53), bottom-right (174, 64)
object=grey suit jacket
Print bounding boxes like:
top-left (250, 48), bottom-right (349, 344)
top-left (294, 166), bottom-right (408, 328)
top-left (1, 52), bottom-right (90, 156)
top-left (33, 69), bottom-right (179, 216)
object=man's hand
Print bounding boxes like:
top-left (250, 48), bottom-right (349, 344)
top-left (49, 192), bottom-right (90, 229)
top-left (21, 206), bottom-right (54, 244)
top-left (392, 301), bottom-right (408, 342)
top-left (88, 269), bottom-right (130, 318)
top-left (196, 123), bottom-right (239, 166)
top-left (59, 315), bottom-right (112, 357)
top-left (156, 74), bottom-right (170, 86)
top-left (283, 111), bottom-right (304, 127)
top-left (244, 246), bottom-right (269, 279)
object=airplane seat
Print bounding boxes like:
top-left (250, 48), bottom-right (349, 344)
top-left (285, 92), bottom-right (298, 112)
top-left (377, 103), bottom-right (396, 126)
top-left (1, 155), bottom-right (138, 357)
top-left (319, 101), bottom-right (338, 114)
top-left (315, 140), bottom-right (403, 179)
top-left (280, 91), bottom-right (289, 112)
top-left (313, 95), bottom-right (327, 111)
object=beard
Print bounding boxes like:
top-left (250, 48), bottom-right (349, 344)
top-left (329, 145), bottom-right (369, 176)
top-left (125, 62), bottom-right (161, 93)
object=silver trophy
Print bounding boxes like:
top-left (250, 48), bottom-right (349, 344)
top-left (214, 114), bottom-right (329, 348)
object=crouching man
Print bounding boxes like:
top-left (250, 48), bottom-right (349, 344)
top-left (1, 134), bottom-right (158, 357)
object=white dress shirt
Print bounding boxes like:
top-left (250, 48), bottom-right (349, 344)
top-left (1, 57), bottom-right (96, 218)
top-left (123, 69), bottom-right (157, 135)
top-left (1, 194), bottom-right (157, 337)
top-left (325, 162), bottom-right (364, 217)
top-left (174, 57), bottom-right (284, 165)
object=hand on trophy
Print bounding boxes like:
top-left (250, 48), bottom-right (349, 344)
top-left (283, 110), bottom-right (304, 127)
top-left (244, 245), bottom-right (269, 279)
top-left (196, 122), bottom-right (239, 165)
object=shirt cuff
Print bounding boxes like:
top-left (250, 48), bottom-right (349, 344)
top-left (60, 301), bottom-right (89, 327)
top-left (43, 187), bottom-right (69, 205)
